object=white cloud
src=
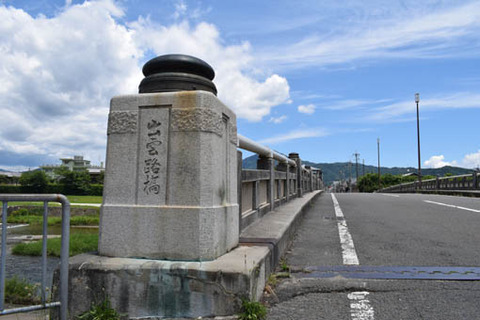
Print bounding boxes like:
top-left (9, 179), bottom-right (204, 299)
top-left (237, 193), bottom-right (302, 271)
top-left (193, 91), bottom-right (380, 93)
top-left (0, 1), bottom-right (139, 166)
top-left (323, 99), bottom-right (392, 110)
top-left (461, 150), bottom-right (480, 169)
top-left (261, 2), bottom-right (480, 69)
top-left (298, 104), bottom-right (316, 114)
top-left (368, 92), bottom-right (480, 122)
top-left (424, 151), bottom-right (480, 169)
top-left (424, 155), bottom-right (456, 169)
top-left (259, 128), bottom-right (328, 145)
top-left (0, 0), bottom-right (290, 168)
top-left (173, 0), bottom-right (187, 19)
top-left (129, 17), bottom-right (290, 122)
top-left (269, 115), bottom-right (287, 124)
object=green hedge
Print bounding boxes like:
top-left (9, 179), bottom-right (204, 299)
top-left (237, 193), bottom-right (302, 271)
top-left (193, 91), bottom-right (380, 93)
top-left (0, 184), bottom-right (103, 196)
top-left (0, 185), bottom-right (22, 193)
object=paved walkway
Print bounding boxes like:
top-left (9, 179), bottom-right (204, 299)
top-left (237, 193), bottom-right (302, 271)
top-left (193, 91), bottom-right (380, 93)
top-left (71, 202), bottom-right (101, 207)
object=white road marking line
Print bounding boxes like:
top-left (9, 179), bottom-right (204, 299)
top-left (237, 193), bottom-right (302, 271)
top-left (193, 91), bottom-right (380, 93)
top-left (379, 193), bottom-right (400, 198)
top-left (348, 291), bottom-right (375, 320)
top-left (424, 200), bottom-right (480, 213)
top-left (331, 193), bottom-right (359, 265)
top-left (332, 194), bottom-right (375, 320)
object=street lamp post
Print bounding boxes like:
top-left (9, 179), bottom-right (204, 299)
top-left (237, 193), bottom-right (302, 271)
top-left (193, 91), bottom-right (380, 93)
top-left (377, 138), bottom-right (381, 190)
top-left (415, 93), bottom-right (422, 189)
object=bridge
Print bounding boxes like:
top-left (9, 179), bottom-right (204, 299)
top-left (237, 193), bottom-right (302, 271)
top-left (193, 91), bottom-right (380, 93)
top-left (1, 54), bottom-right (479, 319)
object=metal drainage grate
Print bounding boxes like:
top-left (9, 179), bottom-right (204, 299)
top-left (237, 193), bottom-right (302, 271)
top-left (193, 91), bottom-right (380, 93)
top-left (296, 266), bottom-right (480, 280)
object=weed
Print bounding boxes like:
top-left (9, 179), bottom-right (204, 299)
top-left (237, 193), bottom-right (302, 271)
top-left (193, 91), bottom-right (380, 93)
top-left (267, 274), bottom-right (277, 287)
top-left (279, 258), bottom-right (290, 272)
top-left (76, 296), bottom-right (121, 320)
top-left (238, 298), bottom-right (267, 320)
top-left (5, 276), bottom-right (41, 305)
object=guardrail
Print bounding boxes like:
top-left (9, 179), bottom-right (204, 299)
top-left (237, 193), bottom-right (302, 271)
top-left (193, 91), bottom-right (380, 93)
top-left (237, 134), bottom-right (323, 230)
top-left (0, 194), bottom-right (70, 320)
top-left (380, 172), bottom-right (479, 194)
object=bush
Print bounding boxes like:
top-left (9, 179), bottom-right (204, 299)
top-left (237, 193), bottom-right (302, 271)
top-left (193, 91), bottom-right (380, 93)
top-left (89, 184), bottom-right (104, 196)
top-left (0, 184), bottom-right (22, 193)
top-left (0, 181), bottom-right (103, 195)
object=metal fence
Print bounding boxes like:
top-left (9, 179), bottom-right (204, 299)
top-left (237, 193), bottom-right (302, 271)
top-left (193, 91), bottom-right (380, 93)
top-left (380, 172), bottom-right (480, 193)
top-left (0, 194), bottom-right (70, 320)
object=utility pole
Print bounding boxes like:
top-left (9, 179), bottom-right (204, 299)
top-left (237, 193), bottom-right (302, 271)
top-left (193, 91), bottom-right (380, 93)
top-left (362, 159), bottom-right (365, 176)
top-left (354, 152), bottom-right (360, 182)
top-left (348, 161), bottom-right (352, 193)
top-left (377, 138), bottom-right (381, 190)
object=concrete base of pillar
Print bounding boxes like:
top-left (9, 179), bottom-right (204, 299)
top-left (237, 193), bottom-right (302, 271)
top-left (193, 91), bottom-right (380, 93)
top-left (66, 246), bottom-right (271, 319)
top-left (99, 204), bottom-right (239, 261)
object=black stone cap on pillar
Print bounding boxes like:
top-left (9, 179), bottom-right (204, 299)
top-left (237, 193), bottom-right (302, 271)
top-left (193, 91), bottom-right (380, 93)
top-left (139, 54), bottom-right (217, 95)
top-left (288, 153), bottom-right (300, 159)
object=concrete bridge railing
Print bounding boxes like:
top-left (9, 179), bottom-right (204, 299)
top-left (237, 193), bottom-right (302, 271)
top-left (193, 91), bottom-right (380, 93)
top-left (237, 134), bottom-right (323, 230)
top-left (380, 172), bottom-right (480, 196)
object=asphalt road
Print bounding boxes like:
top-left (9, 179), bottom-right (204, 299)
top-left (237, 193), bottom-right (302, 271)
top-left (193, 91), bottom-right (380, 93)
top-left (265, 192), bottom-right (480, 320)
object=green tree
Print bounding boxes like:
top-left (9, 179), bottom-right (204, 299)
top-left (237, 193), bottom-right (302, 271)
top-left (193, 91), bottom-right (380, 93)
top-left (19, 170), bottom-right (48, 193)
top-left (357, 173), bottom-right (382, 193)
top-left (91, 171), bottom-right (104, 184)
top-left (54, 166), bottom-right (91, 195)
top-left (0, 174), bottom-right (8, 184)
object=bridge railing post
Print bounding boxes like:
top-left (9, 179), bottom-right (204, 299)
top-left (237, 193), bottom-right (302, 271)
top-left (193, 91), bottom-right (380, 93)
top-left (289, 153), bottom-right (302, 197)
top-left (286, 164), bottom-right (290, 201)
top-left (258, 155), bottom-right (275, 211)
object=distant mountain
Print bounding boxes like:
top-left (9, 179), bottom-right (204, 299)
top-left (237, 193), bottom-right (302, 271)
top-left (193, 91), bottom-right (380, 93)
top-left (241, 155), bottom-right (474, 185)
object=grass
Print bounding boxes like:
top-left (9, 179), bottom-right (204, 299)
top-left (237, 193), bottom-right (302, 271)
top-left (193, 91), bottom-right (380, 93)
top-left (66, 195), bottom-right (103, 204)
top-left (4, 276), bottom-right (41, 305)
top-left (12, 233), bottom-right (99, 257)
top-left (7, 214), bottom-right (99, 226)
top-left (77, 296), bottom-right (122, 320)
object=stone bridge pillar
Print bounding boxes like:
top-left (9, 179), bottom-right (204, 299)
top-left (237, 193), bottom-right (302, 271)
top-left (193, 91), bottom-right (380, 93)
top-left (99, 54), bottom-right (239, 261)
top-left (289, 152), bottom-right (302, 197)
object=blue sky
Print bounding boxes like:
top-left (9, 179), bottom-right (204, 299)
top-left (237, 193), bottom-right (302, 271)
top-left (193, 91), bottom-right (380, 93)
top-left (1, 0), bottom-right (479, 171)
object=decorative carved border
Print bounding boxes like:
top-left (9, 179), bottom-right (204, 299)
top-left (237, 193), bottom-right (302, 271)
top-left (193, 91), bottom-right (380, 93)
top-left (108, 111), bottom-right (138, 134)
top-left (171, 108), bottom-right (223, 136)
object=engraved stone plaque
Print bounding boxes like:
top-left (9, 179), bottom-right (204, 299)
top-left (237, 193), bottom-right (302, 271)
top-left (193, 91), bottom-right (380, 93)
top-left (136, 105), bottom-right (170, 205)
